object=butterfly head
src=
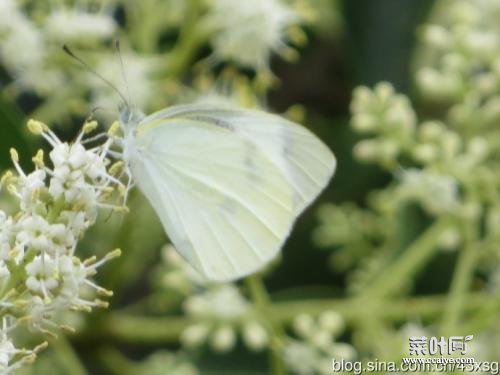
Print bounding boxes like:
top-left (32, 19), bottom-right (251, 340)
top-left (119, 105), bottom-right (145, 133)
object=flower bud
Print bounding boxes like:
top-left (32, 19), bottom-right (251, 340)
top-left (181, 323), bottom-right (211, 349)
top-left (210, 325), bottom-right (236, 352)
top-left (319, 310), bottom-right (344, 336)
top-left (27, 119), bottom-right (46, 135)
top-left (353, 140), bottom-right (378, 162)
top-left (83, 120), bottom-right (98, 134)
top-left (242, 321), bottom-right (269, 351)
top-left (10, 148), bottom-right (19, 163)
top-left (352, 114), bottom-right (376, 132)
top-left (293, 313), bottom-right (315, 336)
top-left (374, 82), bottom-right (395, 101)
top-left (421, 25), bottom-right (450, 48)
top-left (413, 144), bottom-right (438, 164)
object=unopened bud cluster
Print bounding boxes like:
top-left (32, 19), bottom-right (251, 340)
top-left (282, 311), bottom-right (355, 374)
top-left (351, 82), bottom-right (416, 168)
top-left (180, 284), bottom-right (269, 353)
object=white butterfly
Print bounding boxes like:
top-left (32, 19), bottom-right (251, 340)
top-left (64, 44), bottom-right (336, 282)
top-left (119, 104), bottom-right (336, 282)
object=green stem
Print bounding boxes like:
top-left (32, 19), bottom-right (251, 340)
top-left (89, 314), bottom-right (191, 344)
top-left (3, 248), bottom-right (36, 295)
top-left (47, 196), bottom-right (65, 223)
top-left (464, 299), bottom-right (500, 334)
top-left (440, 220), bottom-right (479, 335)
top-left (97, 347), bottom-right (136, 375)
top-left (245, 275), bottom-right (271, 307)
top-left (245, 276), bottom-right (286, 375)
top-left (88, 292), bottom-right (498, 344)
top-left (356, 217), bottom-right (452, 299)
top-left (165, 0), bottom-right (207, 77)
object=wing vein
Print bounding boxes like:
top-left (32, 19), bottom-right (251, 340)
top-left (156, 159), bottom-right (283, 240)
top-left (222, 211), bottom-right (267, 262)
top-left (142, 160), bottom-right (209, 276)
top-left (201, 213), bottom-right (240, 275)
top-left (154, 152), bottom-right (294, 214)
top-left (283, 151), bottom-right (324, 187)
top-left (286, 142), bottom-right (333, 170)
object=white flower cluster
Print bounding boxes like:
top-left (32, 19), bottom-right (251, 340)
top-left (349, 83), bottom-right (491, 197)
top-left (313, 203), bottom-right (384, 249)
top-left (348, 81), bottom-right (499, 244)
top-left (416, 0), bottom-right (500, 104)
top-left (0, 119), bottom-right (123, 373)
top-left (0, 0), bottom-right (118, 96)
top-left (45, 8), bottom-right (116, 43)
top-left (205, 0), bottom-right (305, 71)
top-left (396, 169), bottom-right (459, 215)
top-left (351, 82), bottom-right (416, 167)
top-left (414, 0), bottom-right (500, 142)
top-left (0, 0), bottom-right (45, 92)
top-left (283, 311), bottom-right (356, 374)
top-left (180, 284), bottom-right (269, 352)
top-left (91, 52), bottom-right (159, 114)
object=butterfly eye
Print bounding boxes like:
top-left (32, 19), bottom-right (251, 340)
top-left (119, 105), bottom-right (132, 121)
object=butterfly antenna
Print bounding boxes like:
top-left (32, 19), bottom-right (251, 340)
top-left (63, 44), bottom-right (129, 107)
top-left (114, 40), bottom-right (134, 108)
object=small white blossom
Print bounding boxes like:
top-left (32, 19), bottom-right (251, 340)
top-left (91, 53), bottom-right (159, 112)
top-left (160, 244), bottom-right (206, 294)
top-left (180, 323), bottom-right (212, 349)
top-left (242, 321), bottom-right (269, 351)
top-left (0, 212), bottom-right (14, 260)
top-left (397, 169), bottom-right (459, 215)
top-left (350, 82), bottom-right (416, 166)
top-left (16, 215), bottom-right (72, 256)
top-left (0, 318), bottom-right (47, 374)
top-left (284, 312), bottom-right (355, 374)
top-left (0, 1), bottom-right (119, 97)
top-left (18, 170), bottom-right (46, 211)
top-left (59, 211), bottom-right (88, 238)
top-left (184, 284), bottom-right (249, 320)
top-left (25, 255), bottom-right (59, 296)
top-left (0, 0), bottom-right (19, 30)
top-left (210, 324), bottom-right (237, 353)
top-left (181, 284), bottom-right (268, 353)
top-left (0, 336), bottom-right (15, 370)
top-left (206, 0), bottom-right (301, 70)
top-left (0, 261), bottom-right (9, 281)
top-left (0, 9), bottom-right (44, 90)
top-left (45, 9), bottom-right (117, 43)
top-left (282, 340), bottom-right (323, 375)
top-left (318, 310), bottom-right (344, 337)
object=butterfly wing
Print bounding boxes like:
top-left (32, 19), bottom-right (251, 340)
top-left (130, 105), bottom-right (336, 281)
